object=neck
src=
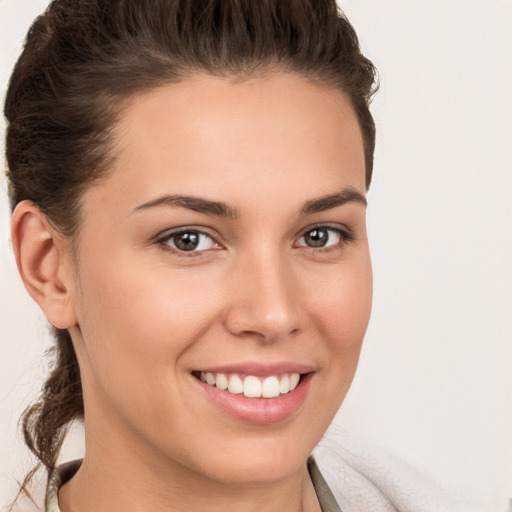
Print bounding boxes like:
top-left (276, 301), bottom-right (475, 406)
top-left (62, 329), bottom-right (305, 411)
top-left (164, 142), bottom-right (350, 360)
top-left (57, 419), bottom-right (321, 512)
top-left (58, 456), bottom-right (320, 512)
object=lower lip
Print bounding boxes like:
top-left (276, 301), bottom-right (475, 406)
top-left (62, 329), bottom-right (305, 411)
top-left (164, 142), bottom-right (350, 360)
top-left (194, 373), bottom-right (313, 424)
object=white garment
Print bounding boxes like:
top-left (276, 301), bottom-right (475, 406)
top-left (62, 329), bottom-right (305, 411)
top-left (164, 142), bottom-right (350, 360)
top-left (314, 424), bottom-right (472, 512)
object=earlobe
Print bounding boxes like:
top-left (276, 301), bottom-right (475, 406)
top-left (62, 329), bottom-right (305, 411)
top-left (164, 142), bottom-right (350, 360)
top-left (11, 201), bottom-right (78, 329)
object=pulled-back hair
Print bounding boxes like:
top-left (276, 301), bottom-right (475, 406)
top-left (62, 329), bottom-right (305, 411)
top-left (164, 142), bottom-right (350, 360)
top-left (5, 0), bottom-right (377, 500)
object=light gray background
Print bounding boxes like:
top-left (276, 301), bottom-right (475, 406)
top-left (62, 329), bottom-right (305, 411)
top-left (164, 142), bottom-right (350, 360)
top-left (1, 1), bottom-right (511, 511)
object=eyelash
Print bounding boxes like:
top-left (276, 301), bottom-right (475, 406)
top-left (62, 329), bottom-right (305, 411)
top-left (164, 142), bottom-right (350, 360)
top-left (295, 224), bottom-right (355, 252)
top-left (156, 227), bottom-right (221, 257)
top-left (155, 224), bottom-right (354, 257)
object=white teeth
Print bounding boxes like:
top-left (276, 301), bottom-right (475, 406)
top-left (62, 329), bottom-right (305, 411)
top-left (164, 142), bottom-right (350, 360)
top-left (261, 376), bottom-right (280, 398)
top-left (215, 373), bottom-right (228, 390)
top-left (289, 372), bottom-right (300, 391)
top-left (279, 374), bottom-right (290, 394)
top-left (243, 376), bottom-right (262, 398)
top-left (199, 371), bottom-right (301, 398)
top-left (228, 374), bottom-right (244, 394)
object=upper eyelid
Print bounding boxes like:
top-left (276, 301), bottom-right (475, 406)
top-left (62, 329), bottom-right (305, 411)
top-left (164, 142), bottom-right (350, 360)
top-left (155, 225), bottom-right (218, 242)
top-left (296, 223), bottom-right (353, 238)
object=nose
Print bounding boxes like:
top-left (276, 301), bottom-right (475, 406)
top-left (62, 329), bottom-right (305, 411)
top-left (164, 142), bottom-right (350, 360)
top-left (224, 250), bottom-right (301, 342)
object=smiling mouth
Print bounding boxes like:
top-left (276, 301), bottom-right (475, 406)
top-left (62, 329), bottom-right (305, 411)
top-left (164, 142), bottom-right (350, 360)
top-left (192, 371), bottom-right (302, 398)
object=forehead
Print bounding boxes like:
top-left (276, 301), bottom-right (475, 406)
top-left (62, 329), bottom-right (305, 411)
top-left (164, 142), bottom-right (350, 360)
top-left (86, 72), bottom-right (365, 213)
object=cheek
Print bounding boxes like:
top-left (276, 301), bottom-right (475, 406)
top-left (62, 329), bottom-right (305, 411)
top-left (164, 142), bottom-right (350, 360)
top-left (306, 255), bottom-right (372, 355)
top-left (79, 246), bottom-right (214, 334)
top-left (297, 253), bottom-right (372, 427)
top-left (73, 253), bottom-right (220, 402)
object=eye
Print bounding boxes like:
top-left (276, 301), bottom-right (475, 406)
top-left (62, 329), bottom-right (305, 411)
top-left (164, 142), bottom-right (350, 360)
top-left (296, 226), bottom-right (350, 249)
top-left (159, 229), bottom-right (219, 253)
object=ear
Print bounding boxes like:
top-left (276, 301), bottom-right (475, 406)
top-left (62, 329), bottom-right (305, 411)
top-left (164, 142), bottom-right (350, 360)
top-left (11, 201), bottom-right (78, 329)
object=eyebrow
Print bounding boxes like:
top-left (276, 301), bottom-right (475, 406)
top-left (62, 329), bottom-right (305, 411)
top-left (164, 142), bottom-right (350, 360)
top-left (130, 187), bottom-right (366, 219)
top-left (131, 195), bottom-right (240, 219)
top-left (299, 188), bottom-right (367, 215)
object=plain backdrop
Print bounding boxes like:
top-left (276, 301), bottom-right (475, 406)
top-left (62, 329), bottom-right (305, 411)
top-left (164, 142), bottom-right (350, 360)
top-left (1, 1), bottom-right (511, 511)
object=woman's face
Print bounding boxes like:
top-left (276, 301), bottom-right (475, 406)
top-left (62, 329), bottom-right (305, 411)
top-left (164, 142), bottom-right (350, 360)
top-left (67, 72), bottom-right (372, 485)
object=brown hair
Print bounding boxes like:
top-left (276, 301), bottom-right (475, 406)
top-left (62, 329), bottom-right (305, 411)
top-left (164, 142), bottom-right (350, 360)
top-left (5, 0), bottom-right (377, 500)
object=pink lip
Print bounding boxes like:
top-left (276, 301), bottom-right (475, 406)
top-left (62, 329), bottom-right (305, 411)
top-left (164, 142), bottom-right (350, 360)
top-left (196, 361), bottom-right (314, 377)
top-left (192, 368), bottom-right (313, 424)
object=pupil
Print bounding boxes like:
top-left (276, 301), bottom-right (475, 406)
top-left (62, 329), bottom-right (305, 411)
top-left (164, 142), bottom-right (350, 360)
top-left (306, 229), bottom-right (328, 247)
top-left (175, 232), bottom-right (199, 251)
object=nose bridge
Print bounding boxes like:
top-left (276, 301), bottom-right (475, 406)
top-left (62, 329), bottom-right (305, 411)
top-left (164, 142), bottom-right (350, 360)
top-left (225, 244), bottom-right (300, 341)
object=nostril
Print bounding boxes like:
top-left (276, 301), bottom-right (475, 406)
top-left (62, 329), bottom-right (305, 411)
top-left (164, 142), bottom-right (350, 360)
top-left (225, 311), bottom-right (301, 342)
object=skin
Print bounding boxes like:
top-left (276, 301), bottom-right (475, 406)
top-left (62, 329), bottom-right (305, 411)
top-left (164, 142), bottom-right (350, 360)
top-left (12, 72), bottom-right (372, 511)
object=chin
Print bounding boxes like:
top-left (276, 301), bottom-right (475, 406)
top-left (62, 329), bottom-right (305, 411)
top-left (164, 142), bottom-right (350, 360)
top-left (182, 433), bottom-right (316, 487)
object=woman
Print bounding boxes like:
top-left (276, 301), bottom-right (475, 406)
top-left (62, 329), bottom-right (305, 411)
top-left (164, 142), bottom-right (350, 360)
top-left (6, 0), bottom-right (377, 510)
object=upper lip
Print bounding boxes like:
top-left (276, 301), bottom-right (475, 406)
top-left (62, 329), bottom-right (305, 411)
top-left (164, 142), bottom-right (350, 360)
top-left (193, 361), bottom-right (314, 377)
